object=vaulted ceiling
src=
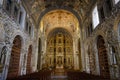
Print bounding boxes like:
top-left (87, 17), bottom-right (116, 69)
top-left (22, 0), bottom-right (95, 24)
top-left (21, 0), bottom-right (95, 37)
top-left (40, 10), bottom-right (79, 36)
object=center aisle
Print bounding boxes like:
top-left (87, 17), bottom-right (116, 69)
top-left (51, 68), bottom-right (68, 80)
top-left (51, 75), bottom-right (68, 80)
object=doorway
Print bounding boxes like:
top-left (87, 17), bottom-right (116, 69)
top-left (7, 35), bottom-right (22, 78)
top-left (97, 35), bottom-right (110, 78)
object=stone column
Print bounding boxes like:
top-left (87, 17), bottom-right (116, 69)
top-left (93, 43), bottom-right (100, 75)
top-left (73, 38), bottom-right (76, 69)
top-left (3, 43), bottom-right (13, 80)
top-left (20, 49), bottom-right (27, 75)
top-left (73, 37), bottom-right (80, 70)
top-left (0, 42), bottom-right (5, 80)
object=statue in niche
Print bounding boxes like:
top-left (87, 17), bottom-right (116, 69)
top-left (58, 47), bottom-right (62, 53)
top-left (57, 56), bottom-right (62, 66)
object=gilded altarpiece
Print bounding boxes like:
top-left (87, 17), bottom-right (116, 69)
top-left (45, 31), bottom-right (73, 69)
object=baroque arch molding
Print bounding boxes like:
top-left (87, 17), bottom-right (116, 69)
top-left (47, 28), bottom-right (73, 39)
top-left (37, 7), bottom-right (82, 30)
top-left (113, 11), bottom-right (120, 32)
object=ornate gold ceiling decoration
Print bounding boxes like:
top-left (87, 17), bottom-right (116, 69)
top-left (22, 0), bottom-right (94, 24)
top-left (47, 28), bottom-right (72, 40)
top-left (40, 10), bottom-right (79, 36)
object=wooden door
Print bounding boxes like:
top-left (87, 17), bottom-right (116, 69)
top-left (7, 35), bottom-right (22, 78)
top-left (97, 36), bottom-right (110, 78)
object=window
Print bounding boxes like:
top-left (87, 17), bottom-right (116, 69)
top-left (19, 11), bottom-right (23, 24)
top-left (25, 20), bottom-right (33, 36)
top-left (92, 5), bottom-right (100, 28)
top-left (114, 0), bottom-right (120, 4)
top-left (5, 0), bottom-right (12, 13)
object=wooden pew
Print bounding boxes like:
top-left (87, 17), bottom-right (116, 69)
top-left (67, 70), bottom-right (110, 80)
top-left (7, 70), bottom-right (52, 80)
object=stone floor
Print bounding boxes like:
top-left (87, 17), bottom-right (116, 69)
top-left (51, 68), bottom-right (68, 80)
top-left (51, 76), bottom-right (68, 80)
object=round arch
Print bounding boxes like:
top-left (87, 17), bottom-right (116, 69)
top-left (7, 35), bottom-right (22, 79)
top-left (45, 28), bottom-right (74, 70)
top-left (47, 28), bottom-right (73, 39)
top-left (36, 7), bottom-right (82, 31)
top-left (97, 35), bottom-right (110, 78)
top-left (39, 9), bottom-right (80, 38)
top-left (37, 7), bottom-right (82, 29)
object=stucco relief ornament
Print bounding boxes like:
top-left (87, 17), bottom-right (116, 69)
top-left (4, 23), bottom-right (14, 36)
top-left (31, 1), bottom-right (45, 14)
top-left (0, 23), bottom-right (5, 42)
top-left (4, 23), bottom-right (13, 44)
top-left (107, 30), bottom-right (118, 44)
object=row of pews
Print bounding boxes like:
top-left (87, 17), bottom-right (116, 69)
top-left (7, 69), bottom-right (111, 80)
top-left (7, 70), bottom-right (52, 80)
top-left (67, 70), bottom-right (110, 80)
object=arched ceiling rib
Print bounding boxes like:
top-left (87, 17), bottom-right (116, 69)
top-left (21, 0), bottom-right (94, 24)
top-left (47, 28), bottom-right (72, 40)
top-left (40, 10), bottom-right (79, 36)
